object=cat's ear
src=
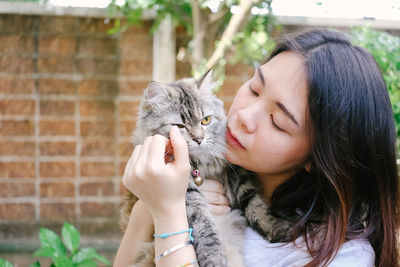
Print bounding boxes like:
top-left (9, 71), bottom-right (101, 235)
top-left (144, 81), bottom-right (170, 100)
top-left (196, 69), bottom-right (217, 94)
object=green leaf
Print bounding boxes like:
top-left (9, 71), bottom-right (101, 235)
top-left (92, 253), bottom-right (111, 265)
top-left (53, 256), bottom-right (73, 267)
top-left (72, 248), bottom-right (96, 264)
top-left (33, 247), bottom-right (54, 258)
top-left (0, 259), bottom-right (14, 267)
top-left (38, 227), bottom-right (67, 257)
top-left (29, 261), bottom-right (41, 267)
top-left (62, 223), bottom-right (80, 253)
top-left (75, 259), bottom-right (97, 267)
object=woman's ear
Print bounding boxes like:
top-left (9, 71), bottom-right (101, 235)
top-left (304, 162), bottom-right (311, 172)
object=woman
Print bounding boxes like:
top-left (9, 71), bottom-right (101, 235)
top-left (114, 29), bottom-right (399, 267)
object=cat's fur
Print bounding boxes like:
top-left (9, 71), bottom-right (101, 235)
top-left (120, 72), bottom-right (293, 267)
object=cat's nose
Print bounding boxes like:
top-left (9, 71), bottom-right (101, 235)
top-left (193, 136), bottom-right (204, 144)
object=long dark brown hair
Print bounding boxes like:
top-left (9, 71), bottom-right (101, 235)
top-left (269, 29), bottom-right (399, 266)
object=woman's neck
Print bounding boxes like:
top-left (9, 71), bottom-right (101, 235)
top-left (257, 172), bottom-right (296, 203)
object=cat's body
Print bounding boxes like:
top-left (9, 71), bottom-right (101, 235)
top-left (120, 73), bottom-right (293, 267)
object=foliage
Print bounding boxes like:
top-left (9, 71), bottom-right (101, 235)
top-left (0, 223), bottom-right (110, 267)
top-left (107, 0), bottom-right (276, 82)
top-left (350, 26), bottom-right (400, 137)
top-left (107, 0), bottom-right (193, 35)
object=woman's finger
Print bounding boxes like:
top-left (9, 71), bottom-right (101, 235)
top-left (122, 145), bottom-right (142, 187)
top-left (202, 191), bottom-right (229, 206)
top-left (208, 205), bottom-right (231, 216)
top-left (169, 126), bottom-right (190, 170)
top-left (130, 144), bottom-right (142, 167)
top-left (148, 134), bottom-right (169, 167)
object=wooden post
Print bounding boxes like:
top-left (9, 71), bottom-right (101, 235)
top-left (153, 14), bottom-right (176, 83)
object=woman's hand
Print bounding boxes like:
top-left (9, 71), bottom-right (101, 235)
top-left (198, 179), bottom-right (231, 215)
top-left (122, 126), bottom-right (191, 218)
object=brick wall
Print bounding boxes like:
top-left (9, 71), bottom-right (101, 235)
top-left (0, 13), bottom-right (252, 242)
top-left (0, 13), bottom-right (155, 239)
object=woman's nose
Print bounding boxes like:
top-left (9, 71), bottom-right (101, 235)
top-left (236, 107), bottom-right (257, 133)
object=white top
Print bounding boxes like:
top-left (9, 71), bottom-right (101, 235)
top-left (243, 227), bottom-right (375, 267)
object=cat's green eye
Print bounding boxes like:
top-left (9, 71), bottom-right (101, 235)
top-left (201, 116), bottom-right (212, 125)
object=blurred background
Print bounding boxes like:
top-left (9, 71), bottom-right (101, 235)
top-left (0, 0), bottom-right (399, 266)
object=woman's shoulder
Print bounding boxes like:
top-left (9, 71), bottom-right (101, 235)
top-left (243, 227), bottom-right (375, 267)
top-left (328, 238), bottom-right (375, 267)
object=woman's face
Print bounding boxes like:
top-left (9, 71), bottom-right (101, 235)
top-left (225, 51), bottom-right (311, 181)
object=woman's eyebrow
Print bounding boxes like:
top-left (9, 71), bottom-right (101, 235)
top-left (257, 67), bottom-right (299, 127)
top-left (257, 67), bottom-right (265, 85)
top-left (276, 102), bottom-right (299, 126)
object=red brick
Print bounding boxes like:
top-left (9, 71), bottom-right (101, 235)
top-left (39, 120), bottom-right (75, 136)
top-left (80, 162), bottom-right (114, 177)
top-left (79, 100), bottom-right (114, 117)
top-left (118, 101), bottom-right (139, 117)
top-left (119, 120), bottom-right (135, 137)
top-left (0, 78), bottom-right (35, 94)
top-left (37, 56), bottom-right (74, 74)
top-left (0, 57), bottom-right (34, 74)
top-left (0, 162), bottom-right (35, 178)
top-left (38, 78), bottom-right (75, 95)
top-left (38, 37), bottom-right (76, 55)
top-left (0, 35), bottom-right (34, 55)
top-left (40, 162), bottom-right (75, 178)
top-left (0, 99), bottom-right (35, 115)
top-left (80, 181), bottom-right (114, 196)
top-left (118, 80), bottom-right (148, 96)
top-left (119, 161), bottom-right (128, 177)
top-left (79, 37), bottom-right (117, 56)
top-left (119, 182), bottom-right (129, 195)
top-left (77, 79), bottom-right (117, 96)
top-left (119, 60), bottom-right (152, 76)
top-left (0, 141), bottom-right (35, 156)
top-left (119, 39), bottom-right (152, 59)
top-left (40, 142), bottom-right (76, 156)
top-left (80, 121), bottom-right (114, 137)
top-left (39, 16), bottom-right (79, 34)
top-left (40, 203), bottom-right (75, 220)
top-left (79, 221), bottom-right (120, 236)
top-left (40, 100), bottom-right (75, 116)
top-left (0, 182), bottom-right (35, 197)
top-left (118, 141), bottom-right (134, 157)
top-left (81, 140), bottom-right (115, 156)
top-left (0, 15), bottom-right (36, 34)
top-left (80, 202), bottom-right (116, 217)
top-left (0, 203), bottom-right (35, 219)
top-left (76, 58), bottom-right (118, 75)
top-left (40, 182), bottom-right (75, 198)
top-left (123, 22), bottom-right (152, 35)
top-left (79, 18), bottom-right (117, 34)
top-left (0, 120), bottom-right (34, 136)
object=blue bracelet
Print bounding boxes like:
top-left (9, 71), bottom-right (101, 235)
top-left (153, 228), bottom-right (194, 242)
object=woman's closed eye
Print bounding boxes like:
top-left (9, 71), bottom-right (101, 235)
top-left (270, 114), bottom-right (285, 132)
top-left (249, 85), bottom-right (259, 97)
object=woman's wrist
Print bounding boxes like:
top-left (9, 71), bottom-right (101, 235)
top-left (151, 201), bottom-right (188, 234)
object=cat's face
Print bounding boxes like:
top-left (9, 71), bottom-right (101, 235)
top-left (134, 72), bottom-right (227, 164)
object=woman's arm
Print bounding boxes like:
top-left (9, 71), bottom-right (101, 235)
top-left (114, 200), bottom-right (154, 267)
top-left (118, 126), bottom-right (198, 266)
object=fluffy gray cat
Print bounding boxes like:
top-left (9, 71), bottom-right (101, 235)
top-left (120, 71), bottom-right (293, 267)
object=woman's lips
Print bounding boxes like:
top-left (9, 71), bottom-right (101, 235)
top-left (226, 127), bottom-right (245, 150)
